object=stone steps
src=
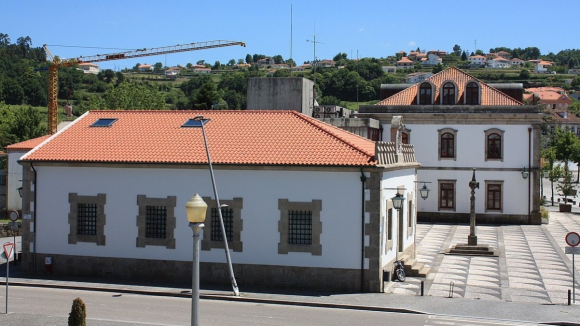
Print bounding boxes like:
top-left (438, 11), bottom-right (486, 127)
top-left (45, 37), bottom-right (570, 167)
top-left (400, 255), bottom-right (430, 278)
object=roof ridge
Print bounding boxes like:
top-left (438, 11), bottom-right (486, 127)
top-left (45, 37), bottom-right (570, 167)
top-left (291, 111), bottom-right (375, 160)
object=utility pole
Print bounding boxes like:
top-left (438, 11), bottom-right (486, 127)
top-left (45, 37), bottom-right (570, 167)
top-left (307, 34), bottom-right (323, 109)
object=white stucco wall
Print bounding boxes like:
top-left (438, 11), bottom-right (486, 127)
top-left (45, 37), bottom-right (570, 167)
top-left (34, 166), bottom-right (378, 270)
top-left (385, 123), bottom-right (535, 216)
top-left (379, 169), bottom-right (417, 267)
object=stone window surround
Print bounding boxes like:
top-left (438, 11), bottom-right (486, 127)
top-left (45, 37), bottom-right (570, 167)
top-left (407, 194), bottom-right (413, 237)
top-left (438, 180), bottom-right (457, 211)
top-left (485, 128), bottom-right (505, 162)
top-left (485, 180), bottom-right (504, 213)
top-left (136, 195), bottom-right (176, 249)
top-left (464, 80), bottom-right (481, 105)
top-left (417, 81), bottom-right (435, 105)
top-left (68, 193), bottom-right (106, 245)
top-left (278, 199), bottom-right (322, 256)
top-left (438, 128), bottom-right (458, 161)
top-left (201, 197), bottom-right (243, 252)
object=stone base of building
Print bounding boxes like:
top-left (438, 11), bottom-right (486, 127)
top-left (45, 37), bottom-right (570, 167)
top-left (22, 253), bottom-right (367, 292)
top-left (418, 212), bottom-right (541, 225)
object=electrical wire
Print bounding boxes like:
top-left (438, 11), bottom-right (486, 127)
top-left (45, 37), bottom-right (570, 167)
top-left (45, 44), bottom-right (137, 51)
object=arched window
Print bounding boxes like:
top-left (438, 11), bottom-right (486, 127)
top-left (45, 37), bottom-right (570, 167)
top-left (487, 133), bottom-right (502, 159)
top-left (441, 133), bottom-right (454, 158)
top-left (419, 83), bottom-right (432, 105)
top-left (465, 82), bottom-right (479, 105)
top-left (402, 132), bottom-right (409, 144)
top-left (442, 82), bottom-right (455, 105)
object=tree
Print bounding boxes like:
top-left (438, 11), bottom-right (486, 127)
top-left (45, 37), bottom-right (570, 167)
top-left (273, 69), bottom-right (290, 77)
top-left (475, 49), bottom-right (484, 55)
top-left (237, 59), bottom-right (244, 64)
top-left (190, 80), bottom-right (221, 110)
top-left (227, 59), bottom-right (236, 66)
top-left (154, 62), bottom-right (163, 72)
top-left (453, 44), bottom-right (461, 56)
top-left (115, 72), bottom-right (125, 86)
top-left (245, 54), bottom-right (253, 64)
top-left (196, 60), bottom-right (205, 65)
top-left (519, 68), bottom-right (530, 80)
top-left (68, 297), bottom-right (87, 326)
top-left (432, 63), bottom-right (444, 74)
top-left (104, 81), bottom-right (165, 110)
top-left (572, 75), bottom-right (580, 90)
top-left (212, 61), bottom-right (222, 70)
top-left (272, 55), bottom-right (284, 64)
top-left (333, 52), bottom-right (348, 62)
top-left (461, 51), bottom-right (468, 61)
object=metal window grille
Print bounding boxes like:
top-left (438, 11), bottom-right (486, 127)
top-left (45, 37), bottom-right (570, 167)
top-left (146, 205), bottom-right (167, 239)
top-left (288, 210), bottom-right (312, 245)
top-left (211, 207), bottom-right (233, 241)
top-left (77, 203), bottom-right (97, 235)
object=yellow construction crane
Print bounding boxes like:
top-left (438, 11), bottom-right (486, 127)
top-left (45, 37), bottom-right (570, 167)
top-left (43, 40), bottom-right (246, 134)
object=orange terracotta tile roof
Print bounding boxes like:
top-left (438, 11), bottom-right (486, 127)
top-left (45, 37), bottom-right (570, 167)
top-left (6, 135), bottom-right (51, 151)
top-left (21, 110), bottom-right (377, 166)
top-left (397, 57), bottom-right (413, 63)
top-left (375, 67), bottom-right (523, 106)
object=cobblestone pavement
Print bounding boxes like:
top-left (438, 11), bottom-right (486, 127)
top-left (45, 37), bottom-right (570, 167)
top-left (389, 210), bottom-right (580, 305)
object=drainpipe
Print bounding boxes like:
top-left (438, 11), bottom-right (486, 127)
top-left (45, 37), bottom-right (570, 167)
top-left (528, 128), bottom-right (531, 224)
top-left (31, 163), bottom-right (37, 273)
top-left (360, 168), bottom-right (367, 293)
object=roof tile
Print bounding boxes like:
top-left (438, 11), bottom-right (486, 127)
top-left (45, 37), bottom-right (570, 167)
top-left (21, 110), bottom-right (377, 166)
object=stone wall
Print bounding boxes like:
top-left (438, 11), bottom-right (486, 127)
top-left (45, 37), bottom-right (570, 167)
top-left (0, 222), bottom-right (21, 237)
top-left (29, 253), bottom-right (363, 292)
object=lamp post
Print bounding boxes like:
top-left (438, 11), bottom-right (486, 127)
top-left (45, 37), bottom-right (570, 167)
top-left (185, 194), bottom-right (207, 326)
top-left (468, 168), bottom-right (479, 246)
top-left (186, 116), bottom-right (240, 297)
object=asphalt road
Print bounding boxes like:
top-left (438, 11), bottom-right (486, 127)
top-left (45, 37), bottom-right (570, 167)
top-left (0, 286), bottom-right (539, 326)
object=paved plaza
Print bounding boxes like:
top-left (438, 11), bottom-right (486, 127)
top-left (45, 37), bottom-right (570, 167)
top-left (388, 207), bottom-right (580, 305)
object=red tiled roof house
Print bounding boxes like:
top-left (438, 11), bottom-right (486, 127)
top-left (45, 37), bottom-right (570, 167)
top-left (18, 110), bottom-right (420, 292)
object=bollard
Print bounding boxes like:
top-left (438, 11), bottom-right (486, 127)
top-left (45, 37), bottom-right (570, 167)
top-left (45, 257), bottom-right (52, 275)
top-left (420, 281), bottom-right (424, 296)
top-left (448, 281), bottom-right (455, 298)
top-left (569, 289), bottom-right (572, 306)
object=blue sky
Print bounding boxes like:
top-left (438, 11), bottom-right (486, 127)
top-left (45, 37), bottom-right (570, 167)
top-left (2, 0), bottom-right (578, 71)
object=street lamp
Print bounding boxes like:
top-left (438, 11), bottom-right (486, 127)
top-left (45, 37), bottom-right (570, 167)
top-left (183, 116), bottom-right (240, 297)
top-left (391, 192), bottom-right (406, 211)
top-left (185, 194), bottom-right (207, 326)
top-left (521, 167), bottom-right (529, 179)
top-left (418, 182), bottom-right (431, 200)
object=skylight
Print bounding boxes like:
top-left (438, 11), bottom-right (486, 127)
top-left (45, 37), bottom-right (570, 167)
top-left (181, 118), bottom-right (209, 128)
top-left (91, 118), bottom-right (118, 127)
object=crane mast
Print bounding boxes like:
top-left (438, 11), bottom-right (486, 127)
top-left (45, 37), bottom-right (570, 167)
top-left (43, 40), bottom-right (245, 134)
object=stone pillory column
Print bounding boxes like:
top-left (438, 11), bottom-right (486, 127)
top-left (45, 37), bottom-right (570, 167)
top-left (468, 168), bottom-right (479, 246)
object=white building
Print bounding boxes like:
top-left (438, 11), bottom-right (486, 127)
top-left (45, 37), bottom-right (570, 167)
top-left (469, 55), bottom-right (487, 67)
top-left (138, 64), bottom-right (154, 72)
top-left (405, 72), bottom-right (433, 84)
top-left (18, 110), bottom-right (420, 293)
top-left (358, 67), bottom-right (543, 225)
top-left (534, 60), bottom-right (553, 73)
top-left (421, 53), bottom-right (442, 66)
top-left (487, 57), bottom-right (511, 68)
top-left (77, 63), bottom-right (100, 74)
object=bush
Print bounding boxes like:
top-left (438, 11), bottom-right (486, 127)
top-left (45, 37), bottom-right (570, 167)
top-left (68, 297), bottom-right (87, 326)
top-left (540, 206), bottom-right (549, 220)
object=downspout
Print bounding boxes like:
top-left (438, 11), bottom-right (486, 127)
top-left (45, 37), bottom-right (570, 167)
top-left (31, 162), bottom-right (37, 273)
top-left (528, 128), bottom-right (531, 224)
top-left (360, 168), bottom-right (367, 293)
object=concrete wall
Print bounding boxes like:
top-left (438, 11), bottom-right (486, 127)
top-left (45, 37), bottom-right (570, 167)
top-left (7, 151), bottom-right (25, 211)
top-left (247, 77), bottom-right (314, 116)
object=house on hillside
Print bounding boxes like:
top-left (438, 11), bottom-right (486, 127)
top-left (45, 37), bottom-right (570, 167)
top-left (138, 64), bottom-right (154, 72)
top-left (524, 87), bottom-right (575, 136)
top-left (396, 57), bottom-right (414, 70)
top-left (77, 63), bottom-right (100, 74)
top-left (421, 54), bottom-right (442, 66)
top-left (534, 60), bottom-right (553, 73)
top-left (510, 58), bottom-right (524, 67)
top-left (405, 72), bottom-right (433, 84)
top-left (18, 110), bottom-right (420, 293)
top-left (487, 57), bottom-right (511, 68)
top-left (357, 67), bottom-right (543, 225)
top-left (164, 67), bottom-right (180, 79)
top-left (469, 55), bottom-right (487, 67)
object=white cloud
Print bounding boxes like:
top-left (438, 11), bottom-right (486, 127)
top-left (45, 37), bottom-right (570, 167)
top-left (408, 41), bottom-right (416, 47)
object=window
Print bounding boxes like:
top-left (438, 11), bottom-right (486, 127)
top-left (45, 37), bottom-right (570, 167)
top-left (486, 182), bottom-right (503, 212)
top-left (402, 132), bottom-right (409, 144)
top-left (485, 128), bottom-right (504, 161)
top-left (201, 197), bottom-right (243, 252)
top-left (438, 128), bottom-right (457, 161)
top-left (442, 82), bottom-right (456, 105)
top-left (439, 181), bottom-right (455, 210)
top-left (68, 193), bottom-right (106, 245)
top-left (90, 118), bottom-right (117, 127)
top-left (136, 195), bottom-right (176, 248)
top-left (210, 207), bottom-right (233, 241)
top-left (288, 210), bottom-right (312, 245)
top-left (419, 83), bottom-right (432, 104)
top-left (278, 199), bottom-right (322, 255)
top-left (441, 133), bottom-right (454, 158)
top-left (465, 82), bottom-right (479, 104)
